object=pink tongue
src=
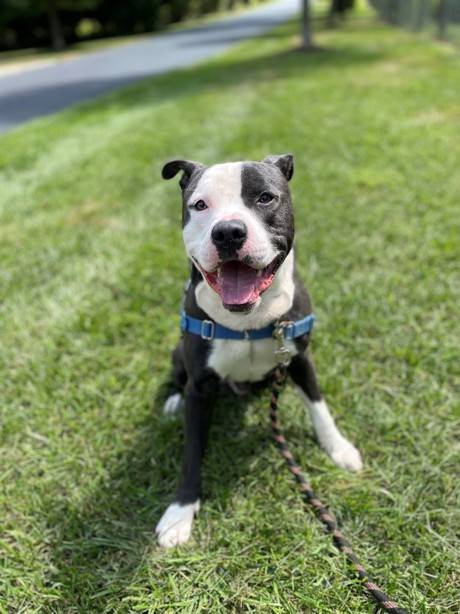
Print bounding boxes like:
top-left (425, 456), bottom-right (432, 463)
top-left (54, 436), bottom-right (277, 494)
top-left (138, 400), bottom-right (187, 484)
top-left (219, 261), bottom-right (260, 305)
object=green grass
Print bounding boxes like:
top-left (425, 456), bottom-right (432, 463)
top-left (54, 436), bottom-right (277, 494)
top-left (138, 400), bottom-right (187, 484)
top-left (1, 11), bottom-right (459, 614)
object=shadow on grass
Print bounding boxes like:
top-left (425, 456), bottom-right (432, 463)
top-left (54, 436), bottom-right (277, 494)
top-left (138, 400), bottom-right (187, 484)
top-left (0, 21), bottom-right (385, 131)
top-left (42, 314), bottom-right (321, 611)
top-left (88, 35), bottom-right (385, 112)
top-left (44, 372), bottom-right (289, 609)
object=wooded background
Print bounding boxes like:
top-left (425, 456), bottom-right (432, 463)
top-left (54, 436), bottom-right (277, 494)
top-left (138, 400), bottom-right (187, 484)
top-left (0, 0), bottom-right (355, 52)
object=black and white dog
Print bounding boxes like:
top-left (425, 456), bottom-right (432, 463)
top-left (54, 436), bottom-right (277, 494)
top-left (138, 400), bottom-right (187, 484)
top-left (156, 154), bottom-right (362, 548)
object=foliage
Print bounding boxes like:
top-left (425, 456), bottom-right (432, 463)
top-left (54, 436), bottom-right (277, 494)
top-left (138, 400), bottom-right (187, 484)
top-left (0, 0), bottom-right (244, 50)
top-left (0, 0), bottom-right (101, 49)
top-left (369, 0), bottom-right (460, 43)
top-left (331, 0), bottom-right (355, 13)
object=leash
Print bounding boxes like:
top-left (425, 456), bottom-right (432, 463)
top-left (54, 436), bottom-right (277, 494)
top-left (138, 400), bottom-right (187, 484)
top-left (180, 304), bottom-right (408, 610)
top-left (269, 366), bottom-right (408, 614)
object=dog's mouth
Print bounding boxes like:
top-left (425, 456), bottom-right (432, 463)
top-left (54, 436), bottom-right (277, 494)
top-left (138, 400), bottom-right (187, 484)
top-left (198, 256), bottom-right (281, 312)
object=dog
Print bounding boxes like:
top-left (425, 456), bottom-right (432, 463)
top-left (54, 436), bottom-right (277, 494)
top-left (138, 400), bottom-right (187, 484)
top-left (156, 154), bottom-right (362, 548)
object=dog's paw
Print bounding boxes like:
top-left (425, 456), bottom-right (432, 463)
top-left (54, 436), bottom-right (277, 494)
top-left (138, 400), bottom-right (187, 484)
top-left (155, 501), bottom-right (200, 548)
top-left (163, 393), bottom-right (183, 417)
top-left (328, 438), bottom-right (363, 472)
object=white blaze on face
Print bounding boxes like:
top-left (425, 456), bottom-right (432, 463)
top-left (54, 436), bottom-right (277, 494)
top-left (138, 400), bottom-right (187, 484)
top-left (182, 163), bottom-right (277, 274)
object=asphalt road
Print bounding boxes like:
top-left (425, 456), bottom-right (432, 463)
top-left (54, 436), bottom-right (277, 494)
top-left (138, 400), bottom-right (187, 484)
top-left (0, 0), bottom-right (298, 133)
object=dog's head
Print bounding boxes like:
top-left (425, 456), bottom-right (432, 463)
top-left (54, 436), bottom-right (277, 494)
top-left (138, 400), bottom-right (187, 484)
top-left (162, 155), bottom-right (295, 313)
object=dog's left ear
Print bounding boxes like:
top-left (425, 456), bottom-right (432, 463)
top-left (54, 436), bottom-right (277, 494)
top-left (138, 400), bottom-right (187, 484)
top-left (162, 159), bottom-right (203, 190)
top-left (263, 154), bottom-right (294, 182)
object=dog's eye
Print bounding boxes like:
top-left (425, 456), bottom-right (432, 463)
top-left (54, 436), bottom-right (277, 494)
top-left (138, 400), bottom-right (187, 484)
top-left (192, 200), bottom-right (208, 211)
top-left (257, 192), bottom-right (274, 205)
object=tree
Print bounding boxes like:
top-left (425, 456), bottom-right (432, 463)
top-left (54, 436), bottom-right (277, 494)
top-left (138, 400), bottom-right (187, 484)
top-left (328, 0), bottom-right (355, 28)
top-left (39, 0), bottom-right (99, 50)
top-left (301, 0), bottom-right (313, 50)
top-left (437, 0), bottom-right (448, 39)
top-left (45, 0), bottom-right (65, 50)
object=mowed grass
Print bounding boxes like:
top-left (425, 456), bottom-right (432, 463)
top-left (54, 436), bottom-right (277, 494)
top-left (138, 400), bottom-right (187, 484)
top-left (1, 13), bottom-right (459, 614)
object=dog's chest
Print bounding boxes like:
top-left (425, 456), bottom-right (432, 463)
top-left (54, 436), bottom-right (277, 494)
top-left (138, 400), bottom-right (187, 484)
top-left (207, 338), bottom-right (297, 382)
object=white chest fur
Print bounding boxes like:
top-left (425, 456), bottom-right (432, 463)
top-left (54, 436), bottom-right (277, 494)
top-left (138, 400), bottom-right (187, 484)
top-left (208, 337), bottom-right (297, 382)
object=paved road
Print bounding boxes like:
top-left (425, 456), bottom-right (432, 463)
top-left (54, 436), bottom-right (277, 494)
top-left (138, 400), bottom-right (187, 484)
top-left (0, 0), bottom-right (297, 133)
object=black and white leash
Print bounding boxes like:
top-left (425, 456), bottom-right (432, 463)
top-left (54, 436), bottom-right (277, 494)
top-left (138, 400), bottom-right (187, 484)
top-left (268, 324), bottom-right (408, 613)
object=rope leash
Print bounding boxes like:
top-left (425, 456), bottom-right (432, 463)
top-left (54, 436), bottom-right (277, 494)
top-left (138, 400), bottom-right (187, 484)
top-left (269, 366), bottom-right (408, 614)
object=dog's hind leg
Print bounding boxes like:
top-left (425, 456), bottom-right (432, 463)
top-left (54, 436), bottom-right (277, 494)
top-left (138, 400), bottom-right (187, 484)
top-left (163, 341), bottom-right (187, 417)
top-left (288, 352), bottom-right (363, 472)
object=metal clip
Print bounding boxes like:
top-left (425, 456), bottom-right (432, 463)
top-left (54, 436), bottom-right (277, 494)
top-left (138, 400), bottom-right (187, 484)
top-left (201, 320), bottom-right (215, 340)
top-left (273, 321), bottom-right (293, 367)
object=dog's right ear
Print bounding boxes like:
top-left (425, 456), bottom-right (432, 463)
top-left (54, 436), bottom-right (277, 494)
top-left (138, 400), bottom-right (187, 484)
top-left (162, 159), bottom-right (203, 190)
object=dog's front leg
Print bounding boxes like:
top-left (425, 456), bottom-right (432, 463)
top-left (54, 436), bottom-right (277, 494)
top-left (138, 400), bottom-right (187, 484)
top-left (156, 372), bottom-right (218, 548)
top-left (288, 352), bottom-right (363, 472)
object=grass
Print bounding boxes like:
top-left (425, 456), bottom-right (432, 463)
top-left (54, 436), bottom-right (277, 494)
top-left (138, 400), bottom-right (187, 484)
top-left (1, 8), bottom-right (459, 614)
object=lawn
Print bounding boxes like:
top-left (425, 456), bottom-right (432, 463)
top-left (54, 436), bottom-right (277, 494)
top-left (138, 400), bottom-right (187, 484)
top-left (1, 10), bottom-right (459, 614)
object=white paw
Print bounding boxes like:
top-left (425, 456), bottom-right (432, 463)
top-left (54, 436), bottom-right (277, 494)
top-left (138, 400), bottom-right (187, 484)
top-left (163, 393), bottom-right (183, 417)
top-left (155, 501), bottom-right (200, 548)
top-left (327, 438), bottom-right (363, 472)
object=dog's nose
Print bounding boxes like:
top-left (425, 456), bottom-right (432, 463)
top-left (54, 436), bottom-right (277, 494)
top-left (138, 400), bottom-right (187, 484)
top-left (211, 220), bottom-right (248, 255)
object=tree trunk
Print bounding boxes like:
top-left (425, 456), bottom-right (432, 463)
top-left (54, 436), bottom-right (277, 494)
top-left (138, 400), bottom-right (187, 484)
top-left (301, 0), bottom-right (313, 49)
top-left (327, 1), bottom-right (337, 28)
top-left (437, 0), bottom-right (448, 40)
top-left (414, 0), bottom-right (426, 31)
top-left (46, 0), bottom-right (66, 50)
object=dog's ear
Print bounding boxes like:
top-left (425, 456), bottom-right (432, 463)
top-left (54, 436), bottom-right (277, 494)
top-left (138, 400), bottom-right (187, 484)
top-left (162, 159), bottom-right (203, 190)
top-left (262, 154), bottom-right (294, 181)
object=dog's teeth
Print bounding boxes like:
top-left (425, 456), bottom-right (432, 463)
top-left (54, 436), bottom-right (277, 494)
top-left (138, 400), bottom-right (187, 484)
top-left (256, 270), bottom-right (262, 278)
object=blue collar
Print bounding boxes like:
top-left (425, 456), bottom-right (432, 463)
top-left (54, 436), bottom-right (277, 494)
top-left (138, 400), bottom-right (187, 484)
top-left (180, 311), bottom-right (315, 341)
